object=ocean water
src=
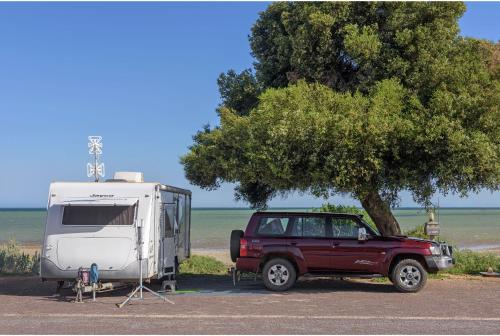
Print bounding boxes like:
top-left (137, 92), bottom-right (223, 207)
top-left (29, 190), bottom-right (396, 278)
top-left (0, 208), bottom-right (499, 250)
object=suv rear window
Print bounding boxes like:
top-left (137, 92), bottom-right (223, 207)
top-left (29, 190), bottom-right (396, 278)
top-left (256, 215), bottom-right (328, 237)
top-left (257, 217), bottom-right (288, 235)
top-left (62, 205), bottom-right (135, 226)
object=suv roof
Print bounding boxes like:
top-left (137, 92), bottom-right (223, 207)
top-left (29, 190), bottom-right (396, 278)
top-left (254, 211), bottom-right (363, 218)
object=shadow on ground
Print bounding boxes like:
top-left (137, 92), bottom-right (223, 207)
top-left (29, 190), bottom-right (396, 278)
top-left (0, 274), bottom-right (397, 301)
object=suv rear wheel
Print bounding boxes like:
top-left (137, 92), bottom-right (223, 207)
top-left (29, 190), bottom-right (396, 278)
top-left (391, 258), bottom-right (427, 293)
top-left (262, 258), bottom-right (296, 291)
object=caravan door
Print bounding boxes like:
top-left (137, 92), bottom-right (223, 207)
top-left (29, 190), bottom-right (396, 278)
top-left (161, 203), bottom-right (176, 275)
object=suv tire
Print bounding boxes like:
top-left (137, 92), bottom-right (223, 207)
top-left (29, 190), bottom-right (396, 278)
top-left (230, 230), bottom-right (244, 262)
top-left (391, 258), bottom-right (427, 293)
top-left (262, 258), bottom-right (296, 291)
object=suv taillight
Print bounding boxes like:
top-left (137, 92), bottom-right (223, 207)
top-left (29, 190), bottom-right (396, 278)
top-left (240, 238), bottom-right (248, 257)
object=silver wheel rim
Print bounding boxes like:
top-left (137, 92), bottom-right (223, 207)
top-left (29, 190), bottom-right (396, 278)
top-left (399, 265), bottom-right (421, 288)
top-left (268, 264), bottom-right (290, 286)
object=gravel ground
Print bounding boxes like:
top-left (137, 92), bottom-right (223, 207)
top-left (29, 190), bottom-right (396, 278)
top-left (0, 275), bottom-right (499, 334)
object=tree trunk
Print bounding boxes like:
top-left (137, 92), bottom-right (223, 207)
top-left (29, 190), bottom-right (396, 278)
top-left (360, 190), bottom-right (401, 236)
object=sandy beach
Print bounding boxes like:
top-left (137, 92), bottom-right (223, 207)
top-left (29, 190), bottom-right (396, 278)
top-left (7, 243), bottom-right (234, 266)
top-left (9, 242), bottom-right (498, 262)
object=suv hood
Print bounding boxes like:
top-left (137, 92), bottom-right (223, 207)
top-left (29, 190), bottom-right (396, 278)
top-left (403, 236), bottom-right (435, 244)
top-left (378, 235), bottom-right (435, 246)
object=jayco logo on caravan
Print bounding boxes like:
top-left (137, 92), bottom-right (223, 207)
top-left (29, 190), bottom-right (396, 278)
top-left (89, 194), bottom-right (114, 198)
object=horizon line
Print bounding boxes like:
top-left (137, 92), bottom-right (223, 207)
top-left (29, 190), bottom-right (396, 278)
top-left (1, 206), bottom-right (500, 211)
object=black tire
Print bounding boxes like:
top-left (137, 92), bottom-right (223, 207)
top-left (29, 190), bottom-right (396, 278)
top-left (262, 258), bottom-right (296, 292)
top-left (230, 230), bottom-right (244, 262)
top-left (56, 281), bottom-right (64, 293)
top-left (391, 258), bottom-right (427, 293)
top-left (175, 258), bottom-right (179, 274)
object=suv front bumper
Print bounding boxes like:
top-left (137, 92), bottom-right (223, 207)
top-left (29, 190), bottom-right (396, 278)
top-left (425, 255), bottom-right (454, 272)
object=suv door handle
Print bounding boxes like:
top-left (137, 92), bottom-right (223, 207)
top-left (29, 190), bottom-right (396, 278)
top-left (332, 242), bottom-right (340, 247)
top-left (290, 242), bottom-right (297, 246)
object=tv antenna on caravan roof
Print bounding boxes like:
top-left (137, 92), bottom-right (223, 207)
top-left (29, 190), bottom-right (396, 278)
top-left (87, 136), bottom-right (105, 182)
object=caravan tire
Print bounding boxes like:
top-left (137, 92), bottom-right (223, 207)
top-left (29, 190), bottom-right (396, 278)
top-left (230, 230), bottom-right (244, 262)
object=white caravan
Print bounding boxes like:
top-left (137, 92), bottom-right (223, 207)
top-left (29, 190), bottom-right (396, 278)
top-left (40, 172), bottom-right (191, 282)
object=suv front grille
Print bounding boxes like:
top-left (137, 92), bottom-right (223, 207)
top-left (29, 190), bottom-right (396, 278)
top-left (440, 243), bottom-right (452, 256)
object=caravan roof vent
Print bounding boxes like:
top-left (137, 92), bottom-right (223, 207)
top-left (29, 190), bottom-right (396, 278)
top-left (113, 172), bottom-right (144, 183)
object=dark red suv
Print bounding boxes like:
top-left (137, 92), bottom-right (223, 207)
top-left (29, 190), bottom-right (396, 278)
top-left (230, 212), bottom-right (453, 292)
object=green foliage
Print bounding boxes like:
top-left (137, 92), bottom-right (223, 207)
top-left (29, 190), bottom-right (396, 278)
top-left (314, 203), bottom-right (378, 234)
top-left (179, 255), bottom-right (227, 275)
top-left (401, 225), bottom-right (500, 275)
top-left (0, 240), bottom-right (40, 275)
top-left (217, 69), bottom-right (261, 117)
top-left (404, 224), bottom-right (428, 239)
top-left (343, 24), bottom-right (381, 62)
top-left (182, 2), bottom-right (500, 235)
top-left (447, 249), bottom-right (500, 275)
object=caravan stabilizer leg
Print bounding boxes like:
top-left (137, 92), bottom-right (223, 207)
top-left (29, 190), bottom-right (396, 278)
top-left (74, 279), bottom-right (84, 303)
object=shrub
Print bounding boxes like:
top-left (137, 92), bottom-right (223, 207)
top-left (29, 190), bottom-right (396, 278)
top-left (402, 224), bottom-right (500, 275)
top-left (404, 224), bottom-right (428, 239)
top-left (447, 249), bottom-right (500, 275)
top-left (179, 255), bottom-right (227, 275)
top-left (314, 203), bottom-right (379, 234)
top-left (0, 240), bottom-right (40, 275)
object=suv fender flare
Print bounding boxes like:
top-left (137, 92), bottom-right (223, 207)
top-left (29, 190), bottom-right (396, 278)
top-left (286, 246), bottom-right (308, 274)
top-left (260, 246), bottom-right (307, 275)
top-left (384, 249), bottom-right (429, 275)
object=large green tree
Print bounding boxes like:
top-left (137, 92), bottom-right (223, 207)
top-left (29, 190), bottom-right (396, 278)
top-left (182, 2), bottom-right (500, 236)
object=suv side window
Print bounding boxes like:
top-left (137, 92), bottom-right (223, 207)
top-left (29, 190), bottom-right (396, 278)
top-left (289, 216), bottom-right (327, 238)
top-left (332, 217), bottom-right (360, 238)
top-left (257, 217), bottom-right (288, 236)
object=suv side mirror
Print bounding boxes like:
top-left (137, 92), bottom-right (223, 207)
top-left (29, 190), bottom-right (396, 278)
top-left (358, 227), bottom-right (367, 241)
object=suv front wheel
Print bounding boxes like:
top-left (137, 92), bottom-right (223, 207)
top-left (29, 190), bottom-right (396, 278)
top-left (262, 258), bottom-right (296, 291)
top-left (391, 258), bottom-right (427, 293)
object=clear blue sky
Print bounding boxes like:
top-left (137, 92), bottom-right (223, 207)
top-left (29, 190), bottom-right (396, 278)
top-left (0, 2), bottom-right (498, 208)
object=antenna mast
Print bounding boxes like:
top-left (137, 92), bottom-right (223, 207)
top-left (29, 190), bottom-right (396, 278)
top-left (87, 136), bottom-right (105, 182)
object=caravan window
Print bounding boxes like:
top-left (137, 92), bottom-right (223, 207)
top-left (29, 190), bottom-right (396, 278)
top-left (164, 206), bottom-right (174, 238)
top-left (62, 205), bottom-right (135, 226)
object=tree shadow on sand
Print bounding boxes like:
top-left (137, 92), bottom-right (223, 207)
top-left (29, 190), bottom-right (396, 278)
top-left (0, 274), bottom-right (398, 301)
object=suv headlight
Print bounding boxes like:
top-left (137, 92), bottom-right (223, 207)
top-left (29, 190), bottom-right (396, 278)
top-left (429, 244), bottom-right (442, 256)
